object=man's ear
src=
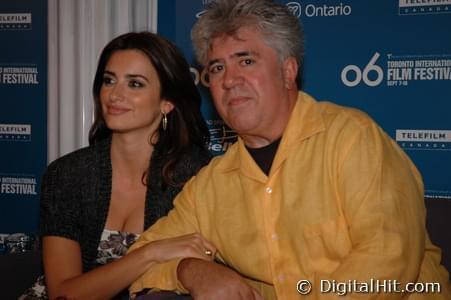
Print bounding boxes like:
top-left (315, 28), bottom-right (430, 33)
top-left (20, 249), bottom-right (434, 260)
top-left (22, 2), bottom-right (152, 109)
top-left (160, 99), bottom-right (175, 114)
top-left (282, 57), bottom-right (298, 90)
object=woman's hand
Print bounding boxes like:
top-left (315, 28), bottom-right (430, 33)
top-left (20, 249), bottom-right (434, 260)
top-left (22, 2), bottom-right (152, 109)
top-left (42, 233), bottom-right (215, 299)
top-left (144, 233), bottom-right (217, 263)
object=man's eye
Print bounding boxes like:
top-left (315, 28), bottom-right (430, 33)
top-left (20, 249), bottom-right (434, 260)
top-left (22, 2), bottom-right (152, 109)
top-left (129, 80), bottom-right (143, 88)
top-left (241, 58), bottom-right (254, 66)
top-left (209, 65), bottom-right (224, 74)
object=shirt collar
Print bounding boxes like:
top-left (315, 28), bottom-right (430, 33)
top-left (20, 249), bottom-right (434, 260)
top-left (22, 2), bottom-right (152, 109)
top-left (217, 91), bottom-right (325, 173)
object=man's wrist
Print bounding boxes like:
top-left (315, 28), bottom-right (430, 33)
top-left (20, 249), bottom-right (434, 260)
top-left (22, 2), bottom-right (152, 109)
top-left (177, 257), bottom-right (201, 290)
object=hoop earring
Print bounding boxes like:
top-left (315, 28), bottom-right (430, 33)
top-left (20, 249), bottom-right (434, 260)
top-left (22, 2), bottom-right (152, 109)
top-left (162, 111), bottom-right (167, 131)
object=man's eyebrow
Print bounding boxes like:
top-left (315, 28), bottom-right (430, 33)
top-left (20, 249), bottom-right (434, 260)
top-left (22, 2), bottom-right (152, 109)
top-left (208, 59), bottom-right (220, 67)
top-left (208, 51), bottom-right (259, 66)
top-left (234, 51), bottom-right (258, 58)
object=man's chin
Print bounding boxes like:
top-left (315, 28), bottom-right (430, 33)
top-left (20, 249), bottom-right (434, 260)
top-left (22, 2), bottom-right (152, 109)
top-left (228, 122), bottom-right (256, 137)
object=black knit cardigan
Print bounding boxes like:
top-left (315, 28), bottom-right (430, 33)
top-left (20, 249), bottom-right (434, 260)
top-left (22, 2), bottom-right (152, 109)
top-left (39, 136), bottom-right (211, 272)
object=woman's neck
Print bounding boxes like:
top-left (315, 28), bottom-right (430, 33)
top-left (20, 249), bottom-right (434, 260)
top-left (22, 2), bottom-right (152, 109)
top-left (110, 132), bottom-right (154, 179)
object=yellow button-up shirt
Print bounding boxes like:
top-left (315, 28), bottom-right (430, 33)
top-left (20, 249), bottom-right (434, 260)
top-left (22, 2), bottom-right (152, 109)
top-left (129, 92), bottom-right (450, 299)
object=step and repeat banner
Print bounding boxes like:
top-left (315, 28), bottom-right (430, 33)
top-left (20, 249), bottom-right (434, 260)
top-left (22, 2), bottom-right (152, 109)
top-left (0, 0), bottom-right (449, 253)
top-left (158, 0), bottom-right (451, 199)
top-left (0, 0), bottom-right (47, 249)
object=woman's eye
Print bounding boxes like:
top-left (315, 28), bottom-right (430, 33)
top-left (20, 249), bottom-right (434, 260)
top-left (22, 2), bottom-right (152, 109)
top-left (102, 76), bottom-right (114, 85)
top-left (129, 80), bottom-right (143, 88)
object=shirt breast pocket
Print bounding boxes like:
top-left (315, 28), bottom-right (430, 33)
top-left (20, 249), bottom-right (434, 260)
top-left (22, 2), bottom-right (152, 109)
top-left (302, 215), bottom-right (352, 274)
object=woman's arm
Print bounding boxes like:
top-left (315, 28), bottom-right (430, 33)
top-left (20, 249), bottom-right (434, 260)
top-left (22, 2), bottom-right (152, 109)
top-left (43, 233), bottom-right (215, 300)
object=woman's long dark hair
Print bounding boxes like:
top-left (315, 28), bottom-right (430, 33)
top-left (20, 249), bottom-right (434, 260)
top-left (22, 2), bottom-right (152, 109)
top-left (89, 32), bottom-right (210, 185)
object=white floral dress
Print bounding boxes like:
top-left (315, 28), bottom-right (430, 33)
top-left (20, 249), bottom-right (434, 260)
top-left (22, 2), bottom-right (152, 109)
top-left (19, 229), bottom-right (140, 300)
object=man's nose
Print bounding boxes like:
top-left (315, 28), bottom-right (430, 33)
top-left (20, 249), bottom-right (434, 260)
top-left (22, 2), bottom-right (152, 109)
top-left (223, 66), bottom-right (243, 89)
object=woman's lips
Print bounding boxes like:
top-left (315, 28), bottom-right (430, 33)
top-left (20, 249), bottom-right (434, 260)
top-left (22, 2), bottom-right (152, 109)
top-left (106, 105), bottom-right (131, 115)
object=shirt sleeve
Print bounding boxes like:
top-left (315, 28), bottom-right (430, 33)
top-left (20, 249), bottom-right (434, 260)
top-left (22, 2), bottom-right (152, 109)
top-left (128, 176), bottom-right (200, 295)
top-left (315, 121), bottom-right (426, 299)
top-left (39, 161), bottom-right (82, 242)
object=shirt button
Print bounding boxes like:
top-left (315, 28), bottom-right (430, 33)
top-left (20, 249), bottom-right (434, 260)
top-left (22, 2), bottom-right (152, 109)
top-left (265, 187), bottom-right (272, 194)
top-left (271, 233), bottom-right (278, 240)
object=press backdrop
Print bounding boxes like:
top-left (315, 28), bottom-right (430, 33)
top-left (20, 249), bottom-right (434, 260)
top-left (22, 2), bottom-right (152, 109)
top-left (158, 0), bottom-right (451, 199)
top-left (0, 1), bottom-right (450, 268)
top-left (0, 0), bottom-right (47, 234)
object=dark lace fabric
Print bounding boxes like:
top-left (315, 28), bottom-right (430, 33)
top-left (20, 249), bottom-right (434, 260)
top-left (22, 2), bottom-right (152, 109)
top-left (19, 229), bottom-right (140, 300)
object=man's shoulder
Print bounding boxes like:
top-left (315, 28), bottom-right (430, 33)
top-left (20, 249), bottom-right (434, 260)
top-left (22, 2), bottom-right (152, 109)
top-left (192, 142), bottom-right (240, 178)
top-left (316, 100), bottom-right (375, 131)
top-left (298, 92), bottom-right (375, 131)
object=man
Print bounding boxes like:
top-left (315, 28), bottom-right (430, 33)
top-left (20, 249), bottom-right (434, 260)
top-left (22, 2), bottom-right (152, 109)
top-left (129, 0), bottom-right (451, 299)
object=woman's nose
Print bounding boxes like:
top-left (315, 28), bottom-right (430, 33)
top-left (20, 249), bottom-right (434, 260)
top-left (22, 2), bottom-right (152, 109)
top-left (109, 84), bottom-right (125, 102)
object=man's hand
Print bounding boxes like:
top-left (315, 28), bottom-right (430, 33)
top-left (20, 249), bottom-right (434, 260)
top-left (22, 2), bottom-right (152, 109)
top-left (144, 233), bottom-right (216, 264)
top-left (177, 258), bottom-right (263, 300)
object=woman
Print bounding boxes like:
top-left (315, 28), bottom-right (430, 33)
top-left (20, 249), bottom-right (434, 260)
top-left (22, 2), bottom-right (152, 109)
top-left (21, 32), bottom-right (215, 299)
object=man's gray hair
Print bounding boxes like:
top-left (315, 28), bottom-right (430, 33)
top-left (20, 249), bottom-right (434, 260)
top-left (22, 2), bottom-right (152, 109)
top-left (191, 0), bottom-right (304, 67)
